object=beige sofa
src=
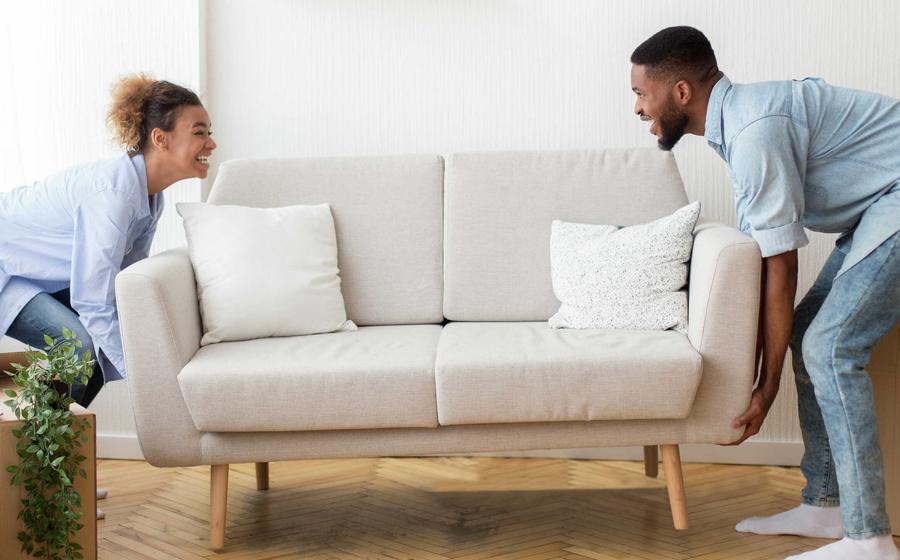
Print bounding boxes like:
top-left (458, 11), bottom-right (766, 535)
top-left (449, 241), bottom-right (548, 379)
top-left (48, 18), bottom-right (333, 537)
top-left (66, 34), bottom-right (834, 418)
top-left (116, 148), bottom-right (761, 549)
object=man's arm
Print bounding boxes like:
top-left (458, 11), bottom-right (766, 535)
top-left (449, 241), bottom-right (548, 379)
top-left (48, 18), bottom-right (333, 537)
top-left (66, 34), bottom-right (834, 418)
top-left (728, 249), bottom-right (798, 445)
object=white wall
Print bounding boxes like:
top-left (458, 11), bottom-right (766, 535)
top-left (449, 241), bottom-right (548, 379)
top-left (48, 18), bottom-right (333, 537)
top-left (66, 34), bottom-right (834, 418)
top-left (4, 0), bottom-right (899, 459)
top-left (0, 1), bottom-right (204, 455)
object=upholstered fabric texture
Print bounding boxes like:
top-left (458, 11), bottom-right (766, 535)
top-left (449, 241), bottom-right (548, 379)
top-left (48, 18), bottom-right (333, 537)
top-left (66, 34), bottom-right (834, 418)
top-left (178, 202), bottom-right (356, 345)
top-left (443, 148), bottom-right (689, 321)
top-left (435, 322), bottom-right (703, 426)
top-left (178, 325), bottom-right (441, 432)
top-left (208, 155), bottom-right (444, 326)
top-left (116, 247), bottom-right (204, 467)
top-left (548, 201), bottom-right (701, 332)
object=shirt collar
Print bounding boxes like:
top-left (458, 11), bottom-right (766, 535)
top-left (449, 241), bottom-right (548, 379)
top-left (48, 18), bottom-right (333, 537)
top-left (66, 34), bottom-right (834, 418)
top-left (704, 74), bottom-right (732, 147)
top-left (128, 152), bottom-right (159, 220)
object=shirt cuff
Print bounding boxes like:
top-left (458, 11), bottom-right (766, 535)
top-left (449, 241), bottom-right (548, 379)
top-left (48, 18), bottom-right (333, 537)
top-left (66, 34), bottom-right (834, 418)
top-left (750, 222), bottom-right (809, 257)
top-left (97, 348), bottom-right (125, 382)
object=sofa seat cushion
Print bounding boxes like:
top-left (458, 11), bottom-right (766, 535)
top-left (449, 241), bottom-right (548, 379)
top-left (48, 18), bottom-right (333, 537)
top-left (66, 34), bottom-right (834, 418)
top-left (435, 322), bottom-right (703, 426)
top-left (178, 325), bottom-right (442, 432)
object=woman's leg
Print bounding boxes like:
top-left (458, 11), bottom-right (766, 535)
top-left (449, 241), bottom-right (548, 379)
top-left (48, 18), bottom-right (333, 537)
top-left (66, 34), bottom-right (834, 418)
top-left (6, 290), bottom-right (105, 407)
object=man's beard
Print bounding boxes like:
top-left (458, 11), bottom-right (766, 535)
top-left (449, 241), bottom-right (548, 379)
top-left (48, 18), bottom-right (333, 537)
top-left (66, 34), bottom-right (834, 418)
top-left (656, 102), bottom-right (689, 151)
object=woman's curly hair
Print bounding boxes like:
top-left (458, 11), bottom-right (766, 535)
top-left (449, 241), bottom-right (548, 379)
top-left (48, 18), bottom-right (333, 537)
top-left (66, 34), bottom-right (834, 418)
top-left (107, 74), bottom-right (202, 155)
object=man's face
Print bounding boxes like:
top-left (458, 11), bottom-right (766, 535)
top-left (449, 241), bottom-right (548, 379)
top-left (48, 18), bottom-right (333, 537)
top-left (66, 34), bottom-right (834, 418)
top-left (630, 64), bottom-right (689, 151)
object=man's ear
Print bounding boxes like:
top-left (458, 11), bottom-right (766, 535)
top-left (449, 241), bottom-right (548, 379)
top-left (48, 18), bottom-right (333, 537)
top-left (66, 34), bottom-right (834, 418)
top-left (150, 128), bottom-right (168, 151)
top-left (673, 80), bottom-right (693, 105)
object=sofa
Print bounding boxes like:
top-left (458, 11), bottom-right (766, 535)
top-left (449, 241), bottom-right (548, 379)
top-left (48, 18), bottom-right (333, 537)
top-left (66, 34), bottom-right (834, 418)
top-left (115, 148), bottom-right (761, 549)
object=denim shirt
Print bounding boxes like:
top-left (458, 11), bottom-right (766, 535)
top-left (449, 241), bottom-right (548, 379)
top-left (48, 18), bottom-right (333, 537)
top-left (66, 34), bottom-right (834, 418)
top-left (0, 154), bottom-right (163, 381)
top-left (705, 75), bottom-right (900, 277)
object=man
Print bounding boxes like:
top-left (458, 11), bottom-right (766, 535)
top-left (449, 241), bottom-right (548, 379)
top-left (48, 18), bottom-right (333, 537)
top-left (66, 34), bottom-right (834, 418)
top-left (630, 26), bottom-right (900, 560)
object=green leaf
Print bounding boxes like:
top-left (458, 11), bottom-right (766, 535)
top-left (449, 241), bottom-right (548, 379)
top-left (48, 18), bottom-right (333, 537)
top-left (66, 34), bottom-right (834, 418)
top-left (43, 333), bottom-right (55, 347)
top-left (3, 389), bottom-right (16, 398)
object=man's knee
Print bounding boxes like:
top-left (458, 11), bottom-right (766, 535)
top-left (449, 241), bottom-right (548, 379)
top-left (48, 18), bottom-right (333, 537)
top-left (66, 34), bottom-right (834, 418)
top-left (800, 320), bottom-right (868, 376)
top-left (801, 321), bottom-right (833, 379)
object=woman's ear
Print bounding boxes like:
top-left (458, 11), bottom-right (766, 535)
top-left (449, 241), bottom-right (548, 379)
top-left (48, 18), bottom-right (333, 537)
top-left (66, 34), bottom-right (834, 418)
top-left (150, 127), bottom-right (168, 151)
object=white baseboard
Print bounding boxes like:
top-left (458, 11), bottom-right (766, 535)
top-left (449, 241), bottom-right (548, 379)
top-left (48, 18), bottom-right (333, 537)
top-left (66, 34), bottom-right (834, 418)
top-left (97, 434), bottom-right (145, 460)
top-left (97, 433), bottom-right (803, 467)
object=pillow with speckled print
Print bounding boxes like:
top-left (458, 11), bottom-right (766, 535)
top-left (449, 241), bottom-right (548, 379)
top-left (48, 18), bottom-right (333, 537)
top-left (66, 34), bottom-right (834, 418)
top-left (548, 201), bottom-right (700, 333)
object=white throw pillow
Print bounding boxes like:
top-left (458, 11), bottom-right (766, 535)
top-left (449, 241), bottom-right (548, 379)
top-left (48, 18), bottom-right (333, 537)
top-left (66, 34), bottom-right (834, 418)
top-left (177, 202), bottom-right (357, 346)
top-left (548, 201), bottom-right (700, 332)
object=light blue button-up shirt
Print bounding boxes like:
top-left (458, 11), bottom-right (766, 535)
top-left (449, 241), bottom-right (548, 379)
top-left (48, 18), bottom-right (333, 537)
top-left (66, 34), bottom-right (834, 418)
top-left (705, 75), bottom-right (900, 277)
top-left (0, 153), bottom-right (163, 381)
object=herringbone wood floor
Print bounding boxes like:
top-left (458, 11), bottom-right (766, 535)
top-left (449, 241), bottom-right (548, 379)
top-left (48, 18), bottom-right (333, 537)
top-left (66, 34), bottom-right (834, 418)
top-left (95, 457), bottom-right (894, 560)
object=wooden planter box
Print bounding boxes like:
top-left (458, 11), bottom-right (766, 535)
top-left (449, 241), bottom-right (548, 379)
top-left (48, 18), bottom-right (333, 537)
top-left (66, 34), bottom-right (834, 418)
top-left (0, 355), bottom-right (97, 560)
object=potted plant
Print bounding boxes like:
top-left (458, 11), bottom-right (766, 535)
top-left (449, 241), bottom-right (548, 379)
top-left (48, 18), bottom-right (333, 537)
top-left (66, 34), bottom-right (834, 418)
top-left (4, 328), bottom-right (94, 560)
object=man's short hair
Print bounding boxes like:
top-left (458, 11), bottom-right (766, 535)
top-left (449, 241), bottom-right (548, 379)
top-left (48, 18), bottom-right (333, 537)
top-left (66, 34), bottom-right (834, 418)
top-left (631, 26), bottom-right (719, 84)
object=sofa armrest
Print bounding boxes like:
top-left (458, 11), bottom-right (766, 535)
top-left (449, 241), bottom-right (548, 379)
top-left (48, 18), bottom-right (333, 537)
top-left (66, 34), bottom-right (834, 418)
top-left (116, 247), bottom-right (203, 466)
top-left (685, 223), bottom-right (762, 441)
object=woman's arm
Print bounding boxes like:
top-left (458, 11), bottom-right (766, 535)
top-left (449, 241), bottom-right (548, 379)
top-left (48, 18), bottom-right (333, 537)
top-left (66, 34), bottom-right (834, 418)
top-left (69, 189), bottom-right (135, 378)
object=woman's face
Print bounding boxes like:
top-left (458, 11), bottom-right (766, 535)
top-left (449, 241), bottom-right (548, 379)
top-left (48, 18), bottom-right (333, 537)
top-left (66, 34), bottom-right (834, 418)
top-left (157, 105), bottom-right (217, 179)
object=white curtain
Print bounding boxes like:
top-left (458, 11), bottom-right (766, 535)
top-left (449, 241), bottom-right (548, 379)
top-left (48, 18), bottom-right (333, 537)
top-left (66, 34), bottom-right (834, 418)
top-left (0, 8), bottom-right (23, 191)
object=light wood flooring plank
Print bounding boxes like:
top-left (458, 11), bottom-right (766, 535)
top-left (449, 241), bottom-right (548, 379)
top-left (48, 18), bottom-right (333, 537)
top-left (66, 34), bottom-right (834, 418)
top-left (94, 457), bottom-right (900, 560)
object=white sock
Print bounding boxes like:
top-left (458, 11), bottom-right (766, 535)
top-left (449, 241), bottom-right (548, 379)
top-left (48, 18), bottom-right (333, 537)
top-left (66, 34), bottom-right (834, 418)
top-left (735, 503), bottom-right (843, 539)
top-left (785, 535), bottom-right (899, 560)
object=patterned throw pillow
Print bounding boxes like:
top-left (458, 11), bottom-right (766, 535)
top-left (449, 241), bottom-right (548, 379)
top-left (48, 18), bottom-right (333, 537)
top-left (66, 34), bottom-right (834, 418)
top-left (548, 201), bottom-right (700, 332)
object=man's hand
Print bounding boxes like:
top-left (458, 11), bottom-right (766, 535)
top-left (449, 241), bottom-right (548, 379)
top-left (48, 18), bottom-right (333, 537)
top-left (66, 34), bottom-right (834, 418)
top-left (725, 250), bottom-right (797, 447)
top-left (727, 386), bottom-right (778, 445)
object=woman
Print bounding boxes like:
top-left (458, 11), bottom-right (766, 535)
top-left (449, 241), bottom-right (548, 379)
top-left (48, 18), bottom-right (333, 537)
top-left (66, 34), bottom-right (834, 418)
top-left (0, 74), bottom-right (216, 407)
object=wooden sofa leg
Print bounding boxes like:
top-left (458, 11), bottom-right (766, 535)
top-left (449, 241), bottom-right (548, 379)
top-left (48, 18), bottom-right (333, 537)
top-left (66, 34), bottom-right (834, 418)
top-left (643, 445), bottom-right (658, 478)
top-left (660, 444), bottom-right (688, 530)
top-left (210, 464), bottom-right (229, 550)
top-left (256, 462), bottom-right (269, 491)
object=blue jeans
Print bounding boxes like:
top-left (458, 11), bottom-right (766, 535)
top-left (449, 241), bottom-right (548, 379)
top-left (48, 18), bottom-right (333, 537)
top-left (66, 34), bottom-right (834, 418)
top-left (6, 289), bottom-right (104, 408)
top-left (791, 230), bottom-right (900, 539)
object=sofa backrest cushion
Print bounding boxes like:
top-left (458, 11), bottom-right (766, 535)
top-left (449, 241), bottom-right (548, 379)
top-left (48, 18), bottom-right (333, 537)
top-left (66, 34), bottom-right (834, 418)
top-left (444, 148), bottom-right (689, 321)
top-left (208, 155), bottom-right (444, 326)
